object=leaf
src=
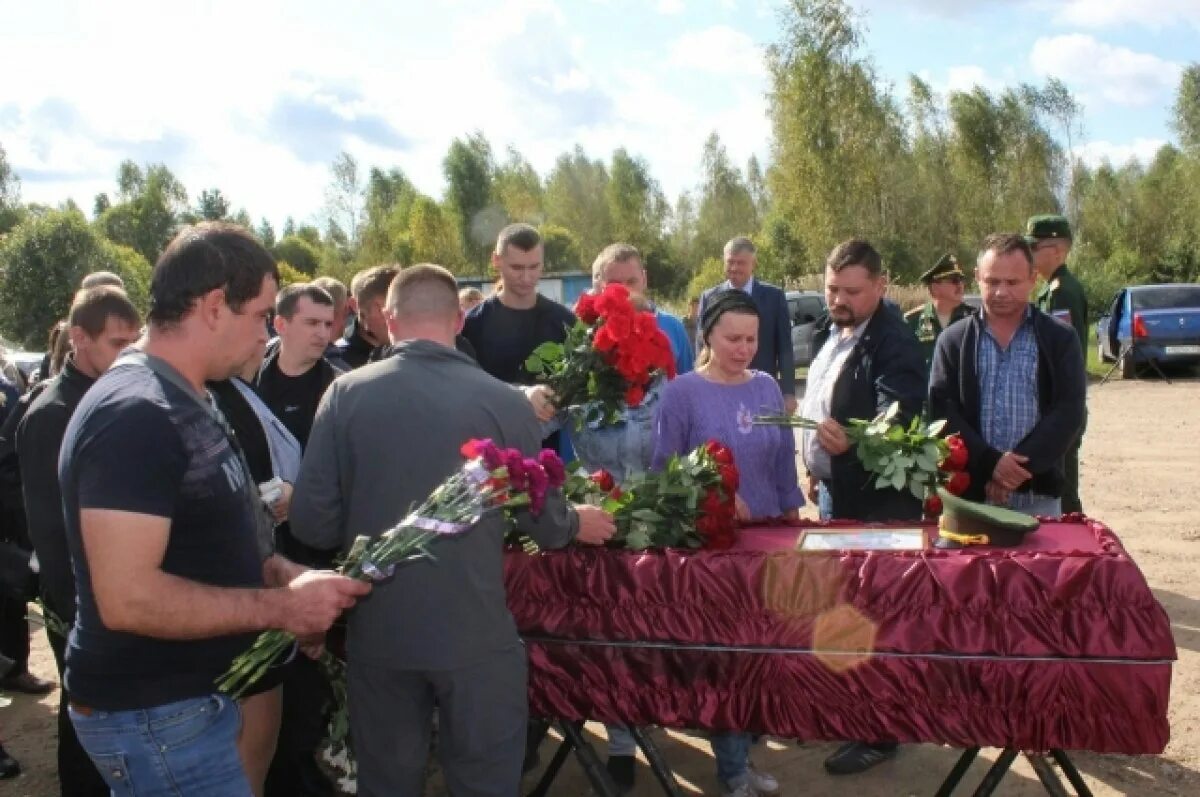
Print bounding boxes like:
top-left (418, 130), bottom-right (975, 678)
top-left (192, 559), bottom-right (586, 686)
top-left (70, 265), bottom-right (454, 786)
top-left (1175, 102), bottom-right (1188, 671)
top-left (601, 496), bottom-right (624, 513)
top-left (625, 525), bottom-right (652, 550)
top-left (909, 479), bottom-right (925, 500)
top-left (875, 475), bottom-right (891, 490)
top-left (890, 469), bottom-right (905, 491)
top-left (632, 508), bottom-right (664, 523)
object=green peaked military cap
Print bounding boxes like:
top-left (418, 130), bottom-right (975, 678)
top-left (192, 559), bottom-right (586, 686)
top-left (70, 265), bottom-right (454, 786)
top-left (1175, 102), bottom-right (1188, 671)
top-left (1024, 214), bottom-right (1072, 243)
top-left (933, 487), bottom-right (1040, 549)
top-left (919, 253), bottom-right (966, 285)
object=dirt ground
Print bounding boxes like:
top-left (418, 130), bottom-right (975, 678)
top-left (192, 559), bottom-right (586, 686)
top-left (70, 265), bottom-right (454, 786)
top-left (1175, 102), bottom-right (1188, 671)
top-left (2, 375), bottom-right (1199, 796)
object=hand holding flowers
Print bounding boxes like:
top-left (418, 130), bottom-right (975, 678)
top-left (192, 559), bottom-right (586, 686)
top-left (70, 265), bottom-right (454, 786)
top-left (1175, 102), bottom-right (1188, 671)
top-left (561, 440), bottom-right (740, 550)
top-left (525, 284), bottom-right (676, 427)
top-left (218, 438), bottom-right (567, 698)
top-left (754, 402), bottom-right (972, 516)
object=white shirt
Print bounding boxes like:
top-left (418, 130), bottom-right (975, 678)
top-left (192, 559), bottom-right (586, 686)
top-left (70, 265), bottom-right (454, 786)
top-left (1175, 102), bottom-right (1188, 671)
top-left (801, 319), bottom-right (869, 480)
top-left (723, 277), bottom-right (756, 295)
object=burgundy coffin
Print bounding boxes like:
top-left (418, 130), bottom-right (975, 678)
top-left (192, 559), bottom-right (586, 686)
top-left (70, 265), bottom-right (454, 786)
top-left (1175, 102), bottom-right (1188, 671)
top-left (504, 517), bottom-right (1175, 754)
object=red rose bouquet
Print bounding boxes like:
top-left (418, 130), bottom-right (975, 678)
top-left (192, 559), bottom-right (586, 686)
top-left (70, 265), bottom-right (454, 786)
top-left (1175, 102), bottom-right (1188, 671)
top-left (218, 438), bottom-right (566, 699)
top-left (563, 440), bottom-right (739, 550)
top-left (525, 283), bottom-right (677, 427)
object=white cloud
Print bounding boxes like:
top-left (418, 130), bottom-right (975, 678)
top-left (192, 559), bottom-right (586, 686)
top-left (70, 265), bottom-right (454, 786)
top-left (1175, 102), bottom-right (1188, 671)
top-left (668, 26), bottom-right (765, 77)
top-left (1078, 138), bottom-right (1168, 167)
top-left (944, 65), bottom-right (1004, 93)
top-left (854, 0), bottom-right (1025, 17)
top-left (1053, 0), bottom-right (1200, 30)
top-left (657, 0), bottom-right (684, 14)
top-left (1029, 35), bottom-right (1182, 107)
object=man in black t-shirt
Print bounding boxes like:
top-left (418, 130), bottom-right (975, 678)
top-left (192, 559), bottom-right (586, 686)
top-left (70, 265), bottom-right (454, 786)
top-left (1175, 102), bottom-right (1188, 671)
top-left (312, 276), bottom-right (352, 370)
top-left (333, 265), bottom-right (396, 369)
top-left (462, 224), bottom-right (575, 385)
top-left (255, 283), bottom-right (341, 449)
top-left (58, 223), bottom-right (369, 796)
top-left (462, 224), bottom-right (575, 449)
top-left (255, 282), bottom-right (345, 797)
top-left (16, 287), bottom-right (140, 797)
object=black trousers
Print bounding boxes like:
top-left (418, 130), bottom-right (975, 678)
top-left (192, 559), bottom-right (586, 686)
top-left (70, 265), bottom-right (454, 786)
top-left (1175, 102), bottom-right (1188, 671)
top-left (1061, 435), bottom-right (1083, 515)
top-left (47, 629), bottom-right (109, 797)
top-left (0, 593), bottom-right (28, 675)
top-left (264, 654), bottom-right (335, 797)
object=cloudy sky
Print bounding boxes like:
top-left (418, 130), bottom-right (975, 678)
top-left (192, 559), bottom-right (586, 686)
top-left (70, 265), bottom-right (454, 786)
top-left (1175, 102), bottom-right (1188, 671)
top-left (1, 0), bottom-right (1195, 229)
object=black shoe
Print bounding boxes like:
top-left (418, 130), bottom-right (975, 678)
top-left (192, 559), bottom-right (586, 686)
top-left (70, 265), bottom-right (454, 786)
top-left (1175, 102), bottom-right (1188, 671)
top-left (606, 754), bottom-right (636, 793)
top-left (823, 741), bottom-right (898, 775)
top-left (0, 744), bottom-right (19, 779)
top-left (0, 671), bottom-right (55, 695)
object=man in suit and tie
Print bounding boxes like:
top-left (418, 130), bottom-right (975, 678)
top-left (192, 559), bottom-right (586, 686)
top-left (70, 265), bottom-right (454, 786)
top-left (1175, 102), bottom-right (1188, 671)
top-left (698, 237), bottom-right (797, 414)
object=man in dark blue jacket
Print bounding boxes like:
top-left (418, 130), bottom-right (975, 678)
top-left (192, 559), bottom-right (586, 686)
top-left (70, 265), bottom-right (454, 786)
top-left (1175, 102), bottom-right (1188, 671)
top-left (929, 233), bottom-right (1085, 515)
top-left (803, 240), bottom-right (927, 524)
top-left (801, 239), bottom-right (927, 777)
top-left (698, 237), bottom-right (796, 413)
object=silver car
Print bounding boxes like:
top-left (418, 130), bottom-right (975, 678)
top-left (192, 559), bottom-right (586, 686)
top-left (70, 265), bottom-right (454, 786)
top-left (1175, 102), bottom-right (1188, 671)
top-left (786, 291), bottom-right (827, 367)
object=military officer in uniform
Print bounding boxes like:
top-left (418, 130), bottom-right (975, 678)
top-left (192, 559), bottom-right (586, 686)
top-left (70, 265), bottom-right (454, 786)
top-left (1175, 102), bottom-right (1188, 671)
top-left (1027, 214), bottom-right (1088, 515)
top-left (904, 253), bottom-right (974, 377)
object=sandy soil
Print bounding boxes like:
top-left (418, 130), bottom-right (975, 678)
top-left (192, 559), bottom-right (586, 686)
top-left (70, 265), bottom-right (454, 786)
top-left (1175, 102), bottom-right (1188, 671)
top-left (2, 375), bottom-right (1198, 796)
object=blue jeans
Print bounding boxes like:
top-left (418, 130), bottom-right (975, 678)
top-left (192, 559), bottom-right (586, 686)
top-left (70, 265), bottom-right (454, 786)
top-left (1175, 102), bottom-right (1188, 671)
top-left (818, 482), bottom-right (834, 521)
top-left (69, 693), bottom-right (252, 796)
top-left (1008, 493), bottom-right (1061, 517)
top-left (711, 732), bottom-right (753, 783)
top-left (607, 724), bottom-right (637, 756)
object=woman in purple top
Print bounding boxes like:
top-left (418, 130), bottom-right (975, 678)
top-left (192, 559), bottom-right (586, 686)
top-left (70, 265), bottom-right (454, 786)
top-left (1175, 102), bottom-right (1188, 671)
top-left (652, 292), bottom-right (804, 521)
top-left (651, 289), bottom-right (803, 796)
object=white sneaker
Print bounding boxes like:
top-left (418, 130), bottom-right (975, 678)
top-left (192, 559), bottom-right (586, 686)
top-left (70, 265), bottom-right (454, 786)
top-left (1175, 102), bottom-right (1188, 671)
top-left (747, 765), bottom-right (780, 796)
top-left (720, 777), bottom-right (757, 797)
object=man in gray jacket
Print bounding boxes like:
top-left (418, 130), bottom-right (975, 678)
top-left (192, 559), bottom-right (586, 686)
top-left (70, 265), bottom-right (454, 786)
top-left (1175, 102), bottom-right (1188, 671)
top-left (290, 263), bottom-right (614, 797)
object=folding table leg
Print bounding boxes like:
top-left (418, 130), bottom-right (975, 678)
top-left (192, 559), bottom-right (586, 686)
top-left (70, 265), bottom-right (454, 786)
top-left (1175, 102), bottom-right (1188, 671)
top-left (1146, 358), bottom-right (1172, 383)
top-left (1050, 750), bottom-right (1095, 797)
top-left (560, 721), bottom-right (622, 797)
top-left (1026, 753), bottom-right (1072, 797)
top-left (934, 747), bottom-right (980, 797)
top-left (526, 737), bottom-right (573, 797)
top-left (629, 726), bottom-right (685, 797)
top-left (969, 748), bottom-right (1018, 797)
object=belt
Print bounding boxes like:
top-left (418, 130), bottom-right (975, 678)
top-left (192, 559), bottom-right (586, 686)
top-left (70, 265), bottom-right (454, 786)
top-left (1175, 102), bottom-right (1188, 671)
top-left (69, 701), bottom-right (95, 716)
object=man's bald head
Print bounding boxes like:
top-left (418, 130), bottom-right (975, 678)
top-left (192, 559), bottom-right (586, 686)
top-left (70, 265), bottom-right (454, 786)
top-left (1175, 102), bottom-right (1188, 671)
top-left (385, 264), bottom-right (462, 346)
top-left (386, 264), bottom-right (459, 320)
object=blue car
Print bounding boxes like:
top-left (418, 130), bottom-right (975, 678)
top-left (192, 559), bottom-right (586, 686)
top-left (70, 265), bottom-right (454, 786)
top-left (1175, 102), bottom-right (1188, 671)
top-left (1096, 283), bottom-right (1200, 377)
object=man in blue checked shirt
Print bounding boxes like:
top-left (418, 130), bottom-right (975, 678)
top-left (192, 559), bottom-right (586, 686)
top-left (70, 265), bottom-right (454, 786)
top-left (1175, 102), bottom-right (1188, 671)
top-left (929, 233), bottom-right (1086, 517)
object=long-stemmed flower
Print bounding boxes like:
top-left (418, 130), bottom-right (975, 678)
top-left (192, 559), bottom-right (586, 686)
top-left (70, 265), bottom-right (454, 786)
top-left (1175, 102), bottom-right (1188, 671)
top-left (217, 439), bottom-right (566, 698)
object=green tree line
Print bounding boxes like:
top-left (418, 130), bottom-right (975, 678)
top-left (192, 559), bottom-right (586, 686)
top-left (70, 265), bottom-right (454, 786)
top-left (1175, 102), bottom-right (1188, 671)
top-left (1, 0), bottom-right (1197, 348)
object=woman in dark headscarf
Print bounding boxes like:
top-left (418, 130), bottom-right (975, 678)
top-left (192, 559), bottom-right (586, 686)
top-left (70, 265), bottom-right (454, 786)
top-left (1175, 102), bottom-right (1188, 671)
top-left (651, 289), bottom-right (803, 796)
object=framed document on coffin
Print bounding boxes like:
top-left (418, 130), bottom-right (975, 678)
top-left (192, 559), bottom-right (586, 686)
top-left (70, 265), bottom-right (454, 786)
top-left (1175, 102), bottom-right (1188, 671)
top-left (796, 527), bottom-right (928, 551)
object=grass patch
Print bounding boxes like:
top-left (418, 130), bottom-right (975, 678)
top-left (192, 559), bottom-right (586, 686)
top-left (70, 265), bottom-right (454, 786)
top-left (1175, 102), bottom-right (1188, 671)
top-left (1087, 327), bottom-right (1107, 379)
